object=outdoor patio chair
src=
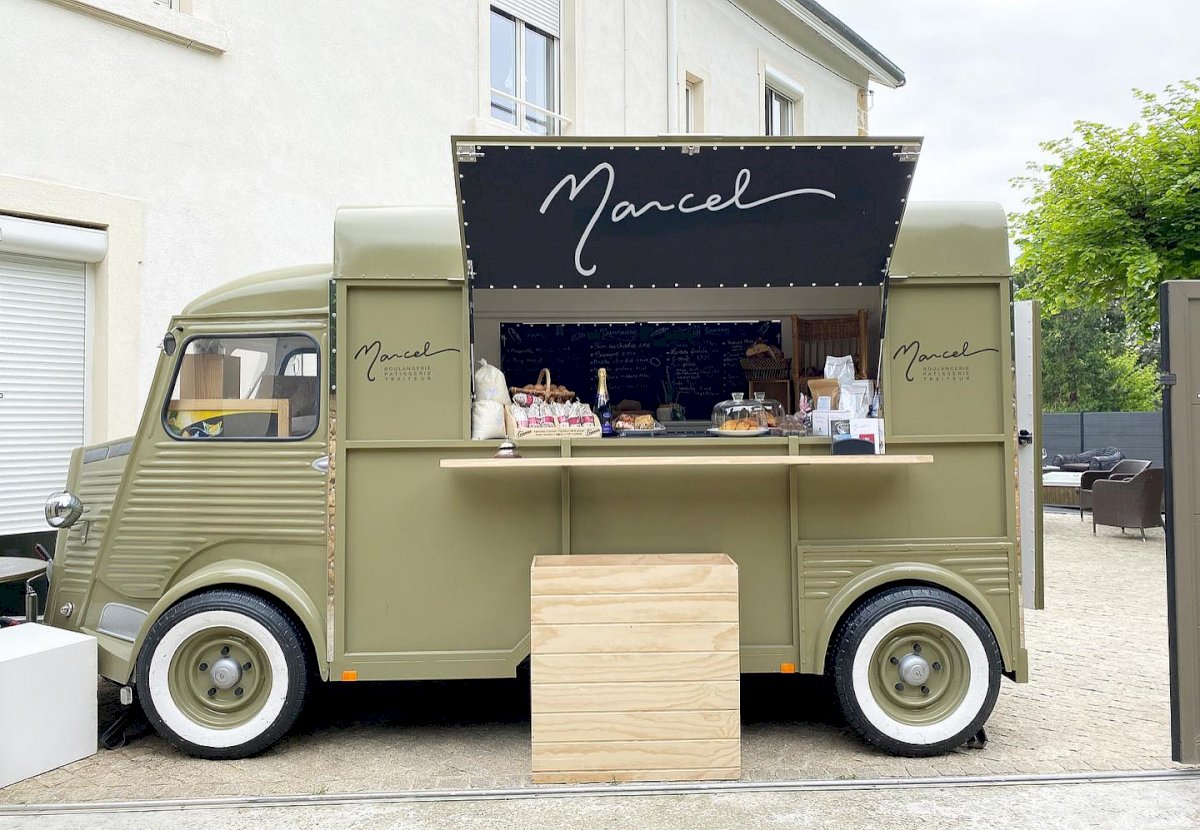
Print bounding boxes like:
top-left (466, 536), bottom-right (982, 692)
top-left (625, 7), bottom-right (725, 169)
top-left (1078, 459), bottom-right (1152, 520)
top-left (1091, 467), bottom-right (1164, 541)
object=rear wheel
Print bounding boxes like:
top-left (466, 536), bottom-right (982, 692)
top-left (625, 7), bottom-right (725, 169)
top-left (134, 590), bottom-right (310, 759)
top-left (831, 586), bottom-right (1001, 756)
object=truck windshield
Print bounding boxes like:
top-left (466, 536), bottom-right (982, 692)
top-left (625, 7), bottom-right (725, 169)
top-left (163, 333), bottom-right (320, 440)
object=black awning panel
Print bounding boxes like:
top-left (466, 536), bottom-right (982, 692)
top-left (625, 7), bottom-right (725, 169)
top-left (454, 139), bottom-right (919, 288)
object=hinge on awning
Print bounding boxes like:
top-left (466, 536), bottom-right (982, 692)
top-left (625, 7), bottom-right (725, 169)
top-left (1159, 372), bottom-right (1177, 387)
top-left (456, 143), bottom-right (485, 163)
top-left (681, 144), bottom-right (701, 156)
top-left (893, 144), bottom-right (920, 162)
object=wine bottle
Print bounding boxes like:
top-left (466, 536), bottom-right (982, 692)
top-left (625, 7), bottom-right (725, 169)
top-left (596, 367), bottom-right (614, 436)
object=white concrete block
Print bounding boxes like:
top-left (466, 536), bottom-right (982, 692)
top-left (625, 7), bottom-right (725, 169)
top-left (0, 624), bottom-right (97, 787)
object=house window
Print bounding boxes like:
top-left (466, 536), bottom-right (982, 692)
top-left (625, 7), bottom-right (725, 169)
top-left (490, 7), bottom-right (560, 135)
top-left (685, 78), bottom-right (702, 132)
top-left (765, 85), bottom-right (793, 136)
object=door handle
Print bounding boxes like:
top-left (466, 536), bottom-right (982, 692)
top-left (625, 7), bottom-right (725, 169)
top-left (1017, 429), bottom-right (1033, 446)
top-left (311, 456), bottom-right (330, 473)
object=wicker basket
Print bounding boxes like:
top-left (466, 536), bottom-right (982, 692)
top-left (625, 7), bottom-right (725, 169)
top-left (509, 368), bottom-right (576, 403)
top-left (740, 355), bottom-right (791, 381)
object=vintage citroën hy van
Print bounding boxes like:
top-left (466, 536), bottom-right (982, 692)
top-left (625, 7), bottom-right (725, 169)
top-left (42, 137), bottom-right (1029, 761)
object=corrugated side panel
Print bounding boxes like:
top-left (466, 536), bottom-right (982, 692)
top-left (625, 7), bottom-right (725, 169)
top-left (100, 440), bottom-right (327, 598)
top-left (0, 253), bottom-right (85, 535)
top-left (55, 453), bottom-right (126, 608)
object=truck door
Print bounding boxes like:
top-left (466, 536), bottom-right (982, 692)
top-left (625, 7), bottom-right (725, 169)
top-left (1014, 300), bottom-right (1044, 609)
top-left (1162, 280), bottom-right (1200, 763)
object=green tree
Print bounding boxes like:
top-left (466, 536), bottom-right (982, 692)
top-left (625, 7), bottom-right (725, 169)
top-left (1038, 304), bottom-right (1159, 412)
top-left (1012, 80), bottom-right (1200, 337)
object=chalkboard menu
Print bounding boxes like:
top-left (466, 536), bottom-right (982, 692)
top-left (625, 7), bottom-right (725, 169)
top-left (500, 321), bottom-right (781, 417)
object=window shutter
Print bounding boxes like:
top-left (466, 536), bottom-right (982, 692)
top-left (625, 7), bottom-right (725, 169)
top-left (492, 0), bottom-right (560, 37)
top-left (0, 254), bottom-right (86, 536)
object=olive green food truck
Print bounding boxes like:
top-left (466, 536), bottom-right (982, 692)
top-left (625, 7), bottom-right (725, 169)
top-left (43, 136), bottom-right (1029, 761)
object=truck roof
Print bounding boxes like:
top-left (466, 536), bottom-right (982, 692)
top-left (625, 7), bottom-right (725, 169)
top-left (180, 201), bottom-right (1009, 318)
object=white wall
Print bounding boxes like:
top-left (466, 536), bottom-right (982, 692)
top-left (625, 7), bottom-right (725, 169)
top-left (0, 0), bottom-right (871, 438)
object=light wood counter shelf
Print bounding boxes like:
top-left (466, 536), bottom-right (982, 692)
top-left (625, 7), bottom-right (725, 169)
top-left (443, 454), bottom-right (932, 469)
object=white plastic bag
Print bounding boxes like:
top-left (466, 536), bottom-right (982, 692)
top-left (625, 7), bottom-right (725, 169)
top-left (471, 400), bottom-right (508, 440)
top-left (824, 355), bottom-right (857, 417)
top-left (474, 359), bottom-right (511, 406)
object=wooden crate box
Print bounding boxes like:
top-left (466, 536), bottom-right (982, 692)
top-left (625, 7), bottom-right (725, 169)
top-left (530, 553), bottom-right (740, 784)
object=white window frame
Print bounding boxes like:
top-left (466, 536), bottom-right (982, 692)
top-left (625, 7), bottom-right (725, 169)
top-left (685, 76), bottom-right (703, 133)
top-left (489, 7), bottom-right (566, 136)
top-left (765, 85), bottom-right (792, 136)
top-left (762, 63), bottom-right (806, 137)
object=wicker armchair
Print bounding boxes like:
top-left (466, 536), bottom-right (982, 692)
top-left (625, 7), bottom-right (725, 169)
top-left (1078, 459), bottom-right (1151, 520)
top-left (1092, 467), bottom-right (1164, 541)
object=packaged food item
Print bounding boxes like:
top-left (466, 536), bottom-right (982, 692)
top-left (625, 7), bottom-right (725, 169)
top-left (471, 400), bottom-right (507, 440)
top-left (812, 409), bottom-right (852, 437)
top-left (849, 417), bottom-right (885, 454)
top-left (474, 359), bottom-right (511, 406)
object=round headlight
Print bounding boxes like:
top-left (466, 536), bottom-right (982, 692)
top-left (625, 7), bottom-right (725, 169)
top-left (45, 491), bottom-right (83, 529)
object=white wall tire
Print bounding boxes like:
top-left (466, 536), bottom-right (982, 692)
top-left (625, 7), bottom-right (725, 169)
top-left (831, 586), bottom-right (1001, 757)
top-left (135, 590), bottom-right (310, 760)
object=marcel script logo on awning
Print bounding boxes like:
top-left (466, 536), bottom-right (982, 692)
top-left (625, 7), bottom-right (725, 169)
top-left (892, 339), bottom-right (999, 383)
top-left (354, 339), bottom-right (461, 383)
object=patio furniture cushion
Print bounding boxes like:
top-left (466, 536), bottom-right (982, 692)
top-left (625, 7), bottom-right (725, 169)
top-left (1052, 447), bottom-right (1125, 472)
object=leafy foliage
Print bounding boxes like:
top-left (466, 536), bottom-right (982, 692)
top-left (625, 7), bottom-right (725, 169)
top-left (1012, 80), bottom-right (1200, 337)
top-left (1038, 303), bottom-right (1159, 412)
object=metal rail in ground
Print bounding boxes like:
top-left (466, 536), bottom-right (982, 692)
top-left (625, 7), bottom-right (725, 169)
top-left (6, 768), bottom-right (1200, 816)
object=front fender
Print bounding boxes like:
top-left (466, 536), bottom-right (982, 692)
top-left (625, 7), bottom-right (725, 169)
top-left (124, 560), bottom-right (328, 683)
top-left (811, 562), bottom-right (1014, 675)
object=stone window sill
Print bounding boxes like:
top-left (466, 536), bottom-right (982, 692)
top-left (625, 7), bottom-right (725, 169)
top-left (41, 0), bottom-right (228, 54)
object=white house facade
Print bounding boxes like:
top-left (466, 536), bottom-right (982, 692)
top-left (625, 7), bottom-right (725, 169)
top-left (0, 0), bottom-right (902, 540)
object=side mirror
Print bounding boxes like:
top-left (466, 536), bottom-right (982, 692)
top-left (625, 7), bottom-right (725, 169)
top-left (162, 332), bottom-right (177, 356)
top-left (45, 491), bottom-right (83, 529)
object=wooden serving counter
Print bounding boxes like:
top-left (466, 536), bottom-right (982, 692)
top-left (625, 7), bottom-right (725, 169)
top-left (442, 454), bottom-right (931, 469)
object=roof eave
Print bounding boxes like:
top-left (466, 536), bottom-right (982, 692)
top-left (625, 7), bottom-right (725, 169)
top-left (778, 0), bottom-right (906, 89)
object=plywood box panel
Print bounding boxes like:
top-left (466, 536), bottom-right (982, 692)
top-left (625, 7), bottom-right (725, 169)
top-left (531, 593), bottom-right (739, 625)
top-left (532, 767), bottom-right (741, 785)
top-left (532, 622), bottom-right (739, 654)
top-left (531, 556), bottom-right (737, 595)
top-left (531, 740), bottom-right (740, 772)
top-left (531, 651), bottom-right (740, 684)
top-left (533, 710), bottom-right (740, 743)
top-left (532, 680), bottom-right (739, 713)
top-left (530, 553), bottom-right (740, 783)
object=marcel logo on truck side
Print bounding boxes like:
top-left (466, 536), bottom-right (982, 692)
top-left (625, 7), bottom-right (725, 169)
top-left (354, 339), bottom-right (461, 383)
top-left (891, 339), bottom-right (999, 383)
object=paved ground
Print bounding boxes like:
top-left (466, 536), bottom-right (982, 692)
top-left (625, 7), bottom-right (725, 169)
top-left (1, 512), bottom-right (1181, 805)
top-left (6, 778), bottom-right (1200, 830)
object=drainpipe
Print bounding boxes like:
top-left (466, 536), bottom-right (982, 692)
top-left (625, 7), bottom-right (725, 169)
top-left (666, 0), bottom-right (678, 132)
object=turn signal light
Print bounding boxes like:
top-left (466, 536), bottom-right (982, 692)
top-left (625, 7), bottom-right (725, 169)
top-left (341, 670), bottom-right (358, 681)
top-left (779, 663), bottom-right (796, 674)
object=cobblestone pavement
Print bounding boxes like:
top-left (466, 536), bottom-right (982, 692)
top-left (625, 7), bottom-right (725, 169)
top-left (1, 512), bottom-right (1182, 805)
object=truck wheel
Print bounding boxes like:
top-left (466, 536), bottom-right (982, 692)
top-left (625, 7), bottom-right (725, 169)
top-left (831, 586), bottom-right (1001, 757)
top-left (134, 590), bottom-right (310, 760)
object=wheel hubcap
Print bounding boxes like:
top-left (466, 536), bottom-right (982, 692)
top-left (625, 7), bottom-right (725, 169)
top-left (869, 623), bottom-right (970, 726)
top-left (209, 657), bottom-right (242, 690)
top-left (897, 653), bottom-right (931, 686)
top-left (169, 627), bottom-right (270, 729)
